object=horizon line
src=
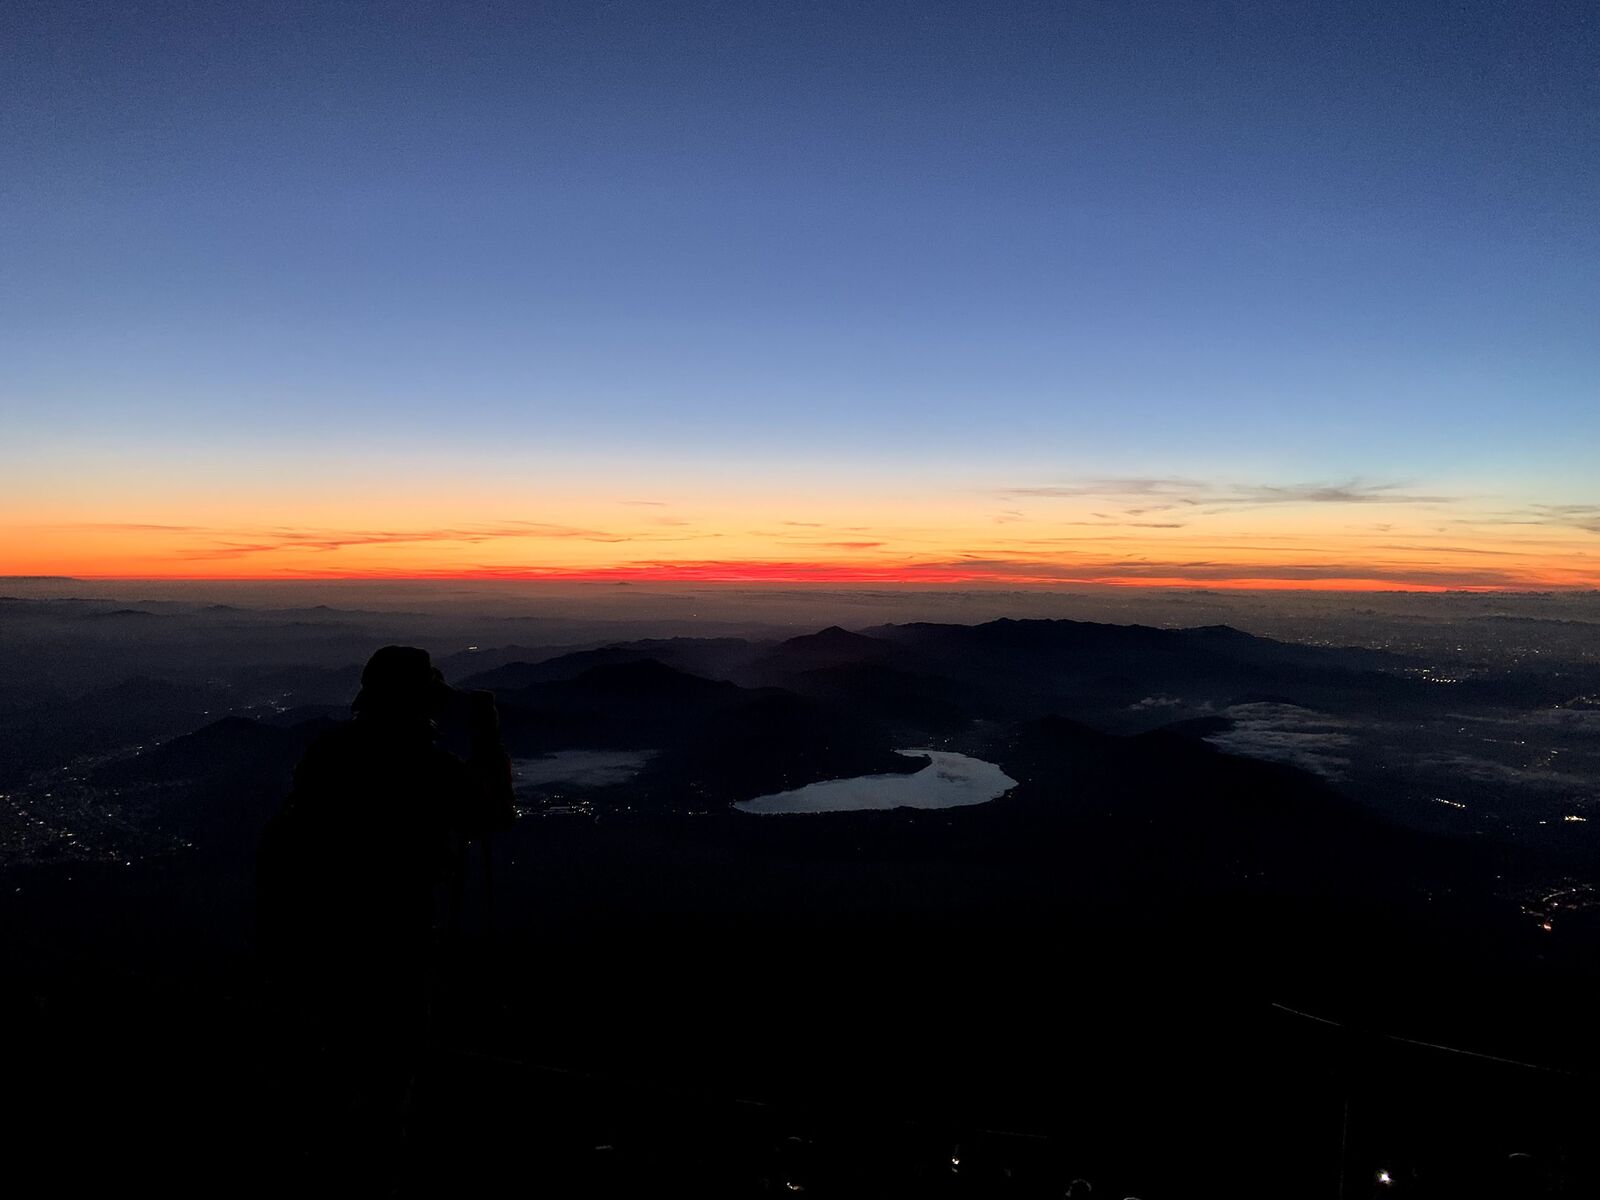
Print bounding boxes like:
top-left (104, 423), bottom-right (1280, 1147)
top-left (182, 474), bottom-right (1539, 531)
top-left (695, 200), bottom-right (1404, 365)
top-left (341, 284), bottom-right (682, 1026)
top-left (7, 573), bottom-right (1595, 595)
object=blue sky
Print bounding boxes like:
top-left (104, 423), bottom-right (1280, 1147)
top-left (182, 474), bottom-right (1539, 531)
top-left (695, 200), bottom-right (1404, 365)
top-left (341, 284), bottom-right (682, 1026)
top-left (2, 1), bottom-right (1597, 582)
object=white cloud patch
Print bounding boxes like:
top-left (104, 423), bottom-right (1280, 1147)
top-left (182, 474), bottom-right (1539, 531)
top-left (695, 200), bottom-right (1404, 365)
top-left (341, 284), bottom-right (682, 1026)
top-left (1206, 702), bottom-right (1356, 779)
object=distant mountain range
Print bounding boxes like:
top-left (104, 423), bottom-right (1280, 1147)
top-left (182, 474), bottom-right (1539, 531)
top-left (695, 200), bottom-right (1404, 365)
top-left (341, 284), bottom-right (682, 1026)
top-left (8, 615), bottom-right (1592, 886)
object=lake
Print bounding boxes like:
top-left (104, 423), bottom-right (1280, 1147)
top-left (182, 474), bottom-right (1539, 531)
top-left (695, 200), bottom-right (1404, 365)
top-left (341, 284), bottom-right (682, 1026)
top-left (511, 750), bottom-right (653, 792)
top-left (734, 748), bottom-right (1016, 815)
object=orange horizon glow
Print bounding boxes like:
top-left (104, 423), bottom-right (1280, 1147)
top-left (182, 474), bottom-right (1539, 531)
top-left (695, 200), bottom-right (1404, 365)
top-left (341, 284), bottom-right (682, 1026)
top-left (10, 559), bottom-right (1590, 593)
top-left (21, 571), bottom-right (1518, 593)
top-left (6, 554), bottom-right (1594, 592)
top-left (6, 482), bottom-right (1596, 593)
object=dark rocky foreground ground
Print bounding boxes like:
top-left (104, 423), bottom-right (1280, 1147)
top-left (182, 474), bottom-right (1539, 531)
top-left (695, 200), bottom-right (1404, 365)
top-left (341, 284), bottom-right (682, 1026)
top-left (6, 615), bottom-right (1600, 1196)
top-left (7, 776), bottom-right (1599, 1199)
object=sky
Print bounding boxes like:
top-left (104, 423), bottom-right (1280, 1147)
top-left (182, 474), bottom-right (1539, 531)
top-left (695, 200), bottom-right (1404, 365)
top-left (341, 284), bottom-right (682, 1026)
top-left (2, 0), bottom-right (1596, 588)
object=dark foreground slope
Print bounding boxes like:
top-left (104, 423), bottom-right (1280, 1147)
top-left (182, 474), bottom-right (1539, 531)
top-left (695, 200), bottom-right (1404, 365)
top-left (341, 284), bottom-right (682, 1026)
top-left (7, 710), bottom-right (1597, 1199)
top-left (5, 617), bottom-right (1600, 1197)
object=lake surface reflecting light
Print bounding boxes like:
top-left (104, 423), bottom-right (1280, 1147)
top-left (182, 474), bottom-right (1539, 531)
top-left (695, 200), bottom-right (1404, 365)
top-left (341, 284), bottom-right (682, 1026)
top-left (734, 749), bottom-right (1016, 815)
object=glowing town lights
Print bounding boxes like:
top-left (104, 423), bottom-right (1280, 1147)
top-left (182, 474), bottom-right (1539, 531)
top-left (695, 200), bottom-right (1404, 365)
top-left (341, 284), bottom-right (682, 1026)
top-left (1377, 1169), bottom-right (1393, 1185)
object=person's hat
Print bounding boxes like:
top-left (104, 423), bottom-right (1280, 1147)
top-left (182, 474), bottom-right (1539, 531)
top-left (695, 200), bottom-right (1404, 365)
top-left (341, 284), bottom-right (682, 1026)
top-left (352, 645), bottom-right (448, 716)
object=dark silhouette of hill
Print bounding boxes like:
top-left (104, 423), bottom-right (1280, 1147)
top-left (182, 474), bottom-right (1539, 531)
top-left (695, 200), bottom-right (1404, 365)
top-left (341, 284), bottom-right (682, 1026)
top-left (87, 715), bottom-right (331, 853)
top-left (76, 675), bottom-right (220, 717)
top-left (556, 658), bottom-right (742, 707)
top-left (869, 616), bottom-right (1404, 670)
top-left (986, 714), bottom-right (1390, 891)
top-left (458, 637), bottom-right (757, 691)
top-left (488, 659), bottom-right (745, 755)
top-left (780, 661), bottom-right (970, 734)
top-left (634, 689), bottom-right (925, 807)
top-left (432, 643), bottom-right (551, 677)
top-left (846, 616), bottom-right (1436, 724)
top-left (470, 658), bottom-right (923, 803)
top-left (257, 702), bottom-right (350, 727)
top-left (231, 662), bottom-right (363, 706)
top-left (91, 715), bottom-right (324, 787)
top-left (752, 624), bottom-right (890, 675)
top-left (779, 623), bottom-right (884, 652)
top-left (461, 645), bottom-right (670, 690)
top-left (862, 617), bottom-right (1408, 681)
top-left (0, 676), bottom-right (227, 786)
top-left (488, 656), bottom-right (710, 708)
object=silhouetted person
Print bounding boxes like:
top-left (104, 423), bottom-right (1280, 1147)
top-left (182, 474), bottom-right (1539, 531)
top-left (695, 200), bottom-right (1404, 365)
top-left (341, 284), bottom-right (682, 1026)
top-left (256, 645), bottom-right (514, 1189)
